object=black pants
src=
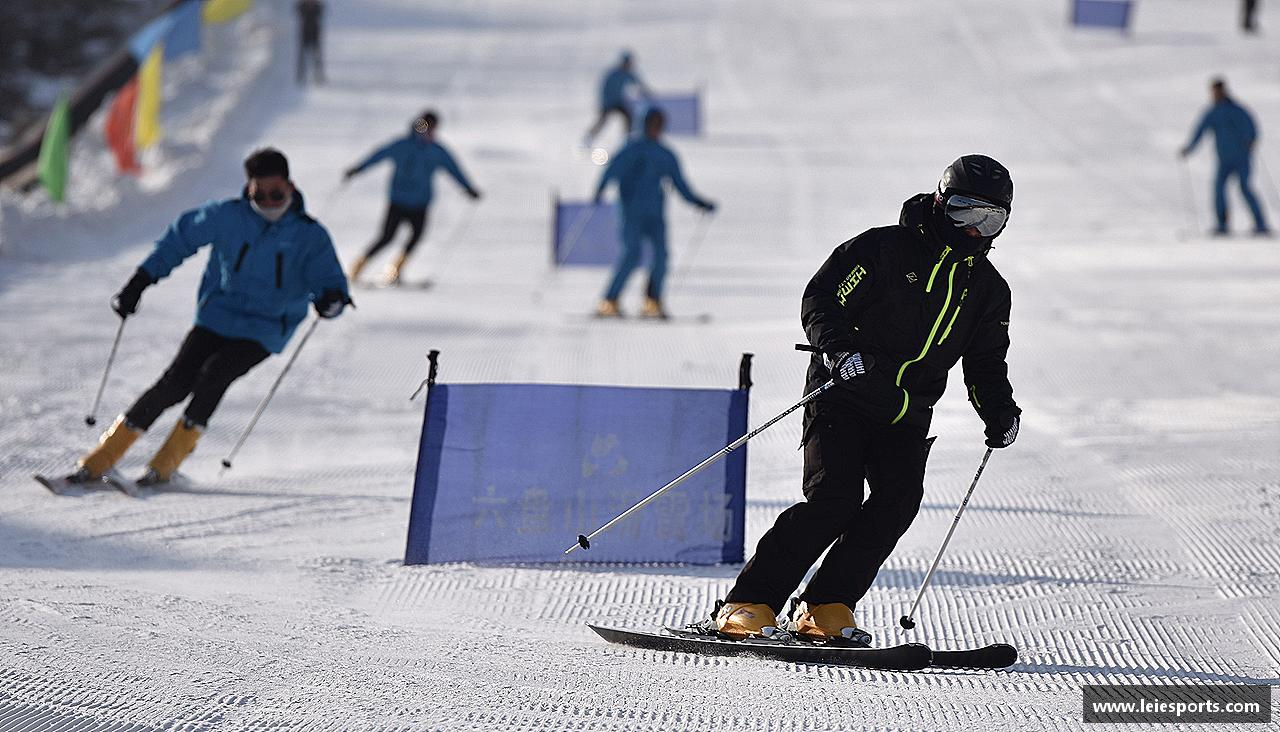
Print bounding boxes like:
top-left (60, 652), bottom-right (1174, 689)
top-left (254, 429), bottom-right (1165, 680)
top-left (725, 401), bottom-right (930, 614)
top-left (1243, 0), bottom-right (1259, 30)
top-left (363, 204), bottom-right (429, 259)
top-left (126, 327), bottom-right (270, 430)
top-left (587, 104), bottom-right (632, 141)
top-left (298, 37), bottom-right (324, 84)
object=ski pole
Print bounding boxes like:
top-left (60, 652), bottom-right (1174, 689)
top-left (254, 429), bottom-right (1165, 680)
top-left (219, 317), bottom-right (320, 474)
top-left (1177, 157), bottom-right (1202, 238)
top-left (565, 379), bottom-right (837, 555)
top-left (899, 447), bottom-right (993, 630)
top-left (85, 317), bottom-right (127, 427)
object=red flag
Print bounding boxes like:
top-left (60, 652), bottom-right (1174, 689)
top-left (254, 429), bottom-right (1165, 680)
top-left (105, 77), bottom-right (141, 175)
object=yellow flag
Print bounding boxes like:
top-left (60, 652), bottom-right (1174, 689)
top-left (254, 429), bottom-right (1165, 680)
top-left (135, 44), bottom-right (164, 149)
top-left (203, 0), bottom-right (253, 24)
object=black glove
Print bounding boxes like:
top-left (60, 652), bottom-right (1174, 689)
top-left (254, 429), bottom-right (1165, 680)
top-left (698, 200), bottom-right (716, 213)
top-left (823, 351), bottom-right (874, 385)
top-left (984, 408), bottom-right (1020, 448)
top-left (314, 289), bottom-right (349, 319)
top-left (111, 268), bottom-right (153, 318)
top-left (343, 167), bottom-right (359, 181)
top-left (466, 188), bottom-right (481, 201)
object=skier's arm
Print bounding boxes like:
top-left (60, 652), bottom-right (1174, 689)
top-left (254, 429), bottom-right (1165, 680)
top-left (961, 284), bottom-right (1019, 424)
top-left (1182, 110), bottom-right (1211, 155)
top-left (800, 235), bottom-right (877, 356)
top-left (666, 152), bottom-right (712, 210)
top-left (139, 201), bottom-right (228, 282)
top-left (439, 147), bottom-right (479, 197)
top-left (346, 140), bottom-right (397, 178)
top-left (303, 227), bottom-right (351, 317)
top-left (631, 71), bottom-right (653, 100)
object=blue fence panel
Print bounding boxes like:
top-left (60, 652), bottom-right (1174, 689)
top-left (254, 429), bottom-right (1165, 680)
top-left (406, 382), bottom-right (748, 565)
top-left (553, 199), bottom-right (633, 266)
top-left (1071, 0), bottom-right (1133, 30)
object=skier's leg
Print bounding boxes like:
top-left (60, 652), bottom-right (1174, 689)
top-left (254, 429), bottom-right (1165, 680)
top-left (1236, 159), bottom-right (1269, 232)
top-left (1213, 161), bottom-right (1231, 233)
top-left (724, 403), bottom-right (871, 615)
top-left (145, 337), bottom-right (270, 481)
top-left (602, 215), bottom-right (644, 304)
top-left (801, 423), bottom-right (930, 608)
top-left (586, 107), bottom-right (609, 143)
top-left (352, 205), bottom-right (405, 280)
top-left (386, 206), bottom-right (428, 283)
top-left (124, 327), bottom-right (223, 430)
top-left (642, 219), bottom-right (669, 317)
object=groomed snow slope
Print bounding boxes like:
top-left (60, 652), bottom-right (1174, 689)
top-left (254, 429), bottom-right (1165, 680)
top-left (2, 1), bottom-right (1279, 729)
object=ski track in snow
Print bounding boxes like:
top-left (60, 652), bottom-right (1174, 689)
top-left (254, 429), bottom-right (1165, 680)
top-left (2, 0), bottom-right (1279, 730)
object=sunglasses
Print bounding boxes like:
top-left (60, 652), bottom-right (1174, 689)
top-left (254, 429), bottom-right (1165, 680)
top-left (941, 193), bottom-right (1008, 237)
top-left (252, 189), bottom-right (289, 205)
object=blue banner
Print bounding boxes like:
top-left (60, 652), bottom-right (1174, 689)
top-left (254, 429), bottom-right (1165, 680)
top-left (634, 92), bottom-right (701, 136)
top-left (164, 1), bottom-right (204, 60)
top-left (406, 383), bottom-right (748, 565)
top-left (1071, 0), bottom-right (1133, 31)
top-left (553, 199), bottom-right (638, 266)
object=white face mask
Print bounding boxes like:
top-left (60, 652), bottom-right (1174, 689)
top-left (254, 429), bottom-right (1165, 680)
top-left (251, 193), bottom-right (292, 222)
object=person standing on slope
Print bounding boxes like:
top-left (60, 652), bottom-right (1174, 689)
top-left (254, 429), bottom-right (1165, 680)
top-left (584, 51), bottom-right (653, 146)
top-left (296, 0), bottom-right (325, 85)
top-left (712, 155), bottom-right (1022, 642)
top-left (592, 108), bottom-right (715, 319)
top-left (1181, 78), bottom-right (1270, 236)
top-left (62, 148), bottom-right (350, 487)
top-left (344, 110), bottom-right (481, 285)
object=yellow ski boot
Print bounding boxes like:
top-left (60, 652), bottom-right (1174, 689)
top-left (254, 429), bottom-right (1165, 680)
top-left (76, 415), bottom-right (143, 479)
top-left (383, 253), bottom-right (409, 286)
top-left (594, 299), bottom-right (622, 318)
top-left (792, 601), bottom-right (871, 646)
top-left (714, 601), bottom-right (778, 640)
top-left (348, 255), bottom-right (368, 283)
top-left (139, 417), bottom-right (203, 485)
top-left (640, 297), bottom-right (668, 320)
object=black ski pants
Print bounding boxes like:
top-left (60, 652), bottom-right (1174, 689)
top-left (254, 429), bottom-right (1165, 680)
top-left (126, 326), bottom-right (270, 430)
top-left (297, 35), bottom-right (324, 84)
top-left (363, 203), bottom-right (429, 259)
top-left (725, 400), bottom-right (931, 614)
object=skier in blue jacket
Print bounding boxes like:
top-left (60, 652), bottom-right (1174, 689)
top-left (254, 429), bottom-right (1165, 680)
top-left (585, 51), bottom-right (652, 146)
top-left (344, 110), bottom-right (481, 285)
top-left (593, 108), bottom-right (715, 319)
top-left (64, 148), bottom-right (350, 487)
top-left (1181, 78), bottom-right (1270, 235)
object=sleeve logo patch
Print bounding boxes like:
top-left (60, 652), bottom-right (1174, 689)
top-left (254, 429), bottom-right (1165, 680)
top-left (837, 264), bottom-right (868, 306)
top-left (905, 272), bottom-right (918, 283)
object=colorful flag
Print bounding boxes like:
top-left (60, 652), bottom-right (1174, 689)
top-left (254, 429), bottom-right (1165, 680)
top-left (105, 78), bottom-right (141, 175)
top-left (203, 0), bottom-right (253, 24)
top-left (164, 1), bottom-right (203, 60)
top-left (36, 94), bottom-right (71, 203)
top-left (128, 14), bottom-right (176, 62)
top-left (135, 45), bottom-right (164, 150)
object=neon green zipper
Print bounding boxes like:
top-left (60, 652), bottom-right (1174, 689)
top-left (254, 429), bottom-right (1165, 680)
top-left (924, 245), bottom-right (952, 293)
top-left (937, 288), bottom-right (968, 345)
top-left (892, 256), bottom-right (959, 424)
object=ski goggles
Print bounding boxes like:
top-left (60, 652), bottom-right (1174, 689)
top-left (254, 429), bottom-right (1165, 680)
top-left (941, 194), bottom-right (1008, 237)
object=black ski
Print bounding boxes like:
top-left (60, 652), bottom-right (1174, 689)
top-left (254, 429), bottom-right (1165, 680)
top-left (930, 643), bottom-right (1017, 669)
top-left (588, 624), bottom-right (931, 671)
top-left (33, 473), bottom-right (127, 496)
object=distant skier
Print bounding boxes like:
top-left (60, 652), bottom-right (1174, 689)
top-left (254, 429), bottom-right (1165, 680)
top-left (584, 51), bottom-right (652, 146)
top-left (344, 110), bottom-right (481, 286)
top-left (592, 107), bottom-right (715, 319)
top-left (1242, 0), bottom-right (1259, 33)
top-left (61, 148), bottom-right (350, 487)
top-left (1181, 78), bottom-right (1270, 236)
top-left (711, 155), bottom-right (1022, 642)
top-left (296, 0), bottom-right (325, 85)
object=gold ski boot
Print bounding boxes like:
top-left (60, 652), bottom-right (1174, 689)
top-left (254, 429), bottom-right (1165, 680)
top-left (76, 415), bottom-right (143, 479)
top-left (792, 601), bottom-right (869, 645)
top-left (595, 299), bottom-right (622, 318)
top-left (715, 601), bottom-right (778, 640)
top-left (640, 297), bottom-right (668, 320)
top-left (383, 252), bottom-right (409, 286)
top-left (139, 417), bottom-right (202, 485)
top-left (348, 255), bottom-right (368, 283)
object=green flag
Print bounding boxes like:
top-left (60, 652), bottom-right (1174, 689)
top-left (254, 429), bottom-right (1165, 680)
top-left (37, 94), bottom-right (71, 203)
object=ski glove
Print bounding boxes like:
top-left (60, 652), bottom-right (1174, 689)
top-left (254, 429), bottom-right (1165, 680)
top-left (466, 188), bottom-right (482, 201)
top-left (314, 289), bottom-right (350, 319)
top-left (983, 409), bottom-right (1020, 449)
top-left (111, 268), bottom-right (153, 318)
top-left (824, 351), bottom-right (874, 385)
top-left (698, 200), bottom-right (717, 214)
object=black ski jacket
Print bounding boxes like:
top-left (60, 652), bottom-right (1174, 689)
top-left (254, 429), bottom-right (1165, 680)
top-left (802, 194), bottom-right (1019, 431)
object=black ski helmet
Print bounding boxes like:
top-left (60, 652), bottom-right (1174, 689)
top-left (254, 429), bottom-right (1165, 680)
top-left (936, 154), bottom-right (1013, 211)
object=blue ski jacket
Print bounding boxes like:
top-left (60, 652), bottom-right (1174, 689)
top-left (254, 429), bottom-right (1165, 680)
top-left (350, 128), bottom-right (476, 208)
top-left (139, 190), bottom-right (349, 354)
top-left (594, 137), bottom-right (709, 220)
top-left (1186, 99), bottom-right (1258, 164)
top-left (601, 66), bottom-right (642, 109)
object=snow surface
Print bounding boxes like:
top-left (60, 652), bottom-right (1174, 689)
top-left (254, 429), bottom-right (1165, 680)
top-left (3, 0), bottom-right (1280, 729)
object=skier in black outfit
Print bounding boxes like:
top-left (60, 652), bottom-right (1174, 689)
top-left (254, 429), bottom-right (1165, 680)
top-left (714, 155), bottom-right (1022, 642)
top-left (296, 0), bottom-right (325, 85)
